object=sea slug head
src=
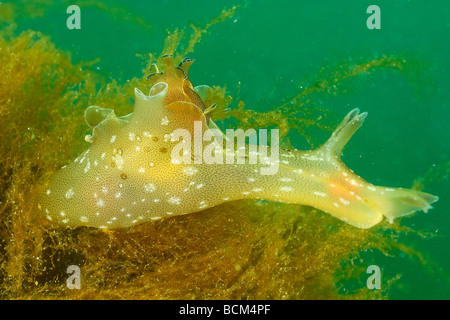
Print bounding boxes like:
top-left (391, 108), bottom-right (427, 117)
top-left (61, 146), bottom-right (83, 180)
top-left (147, 54), bottom-right (208, 114)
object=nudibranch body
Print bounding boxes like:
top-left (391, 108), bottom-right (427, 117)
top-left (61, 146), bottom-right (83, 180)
top-left (36, 55), bottom-right (438, 229)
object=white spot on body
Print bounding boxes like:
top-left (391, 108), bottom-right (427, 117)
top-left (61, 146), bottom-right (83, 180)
top-left (111, 153), bottom-right (124, 169)
top-left (84, 160), bottom-right (91, 173)
top-left (161, 116), bottom-right (169, 126)
top-left (168, 197), bottom-right (181, 205)
top-left (199, 201), bottom-right (208, 209)
top-left (65, 188), bottom-right (74, 199)
top-left (144, 183), bottom-right (156, 192)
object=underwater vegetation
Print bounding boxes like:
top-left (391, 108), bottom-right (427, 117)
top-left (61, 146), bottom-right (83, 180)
top-left (0, 1), bottom-right (448, 299)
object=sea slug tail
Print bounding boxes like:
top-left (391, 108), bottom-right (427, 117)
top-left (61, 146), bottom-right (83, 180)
top-left (370, 187), bottom-right (439, 223)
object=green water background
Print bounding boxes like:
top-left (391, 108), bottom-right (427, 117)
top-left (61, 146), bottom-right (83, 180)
top-left (6, 0), bottom-right (450, 299)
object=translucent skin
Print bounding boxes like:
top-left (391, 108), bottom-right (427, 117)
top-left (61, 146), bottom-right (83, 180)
top-left (36, 56), bottom-right (438, 229)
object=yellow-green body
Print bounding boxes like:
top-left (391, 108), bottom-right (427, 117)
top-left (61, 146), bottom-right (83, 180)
top-left (36, 56), bottom-right (438, 229)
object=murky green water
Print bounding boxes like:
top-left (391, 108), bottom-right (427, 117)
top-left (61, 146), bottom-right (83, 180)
top-left (3, 0), bottom-right (449, 299)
